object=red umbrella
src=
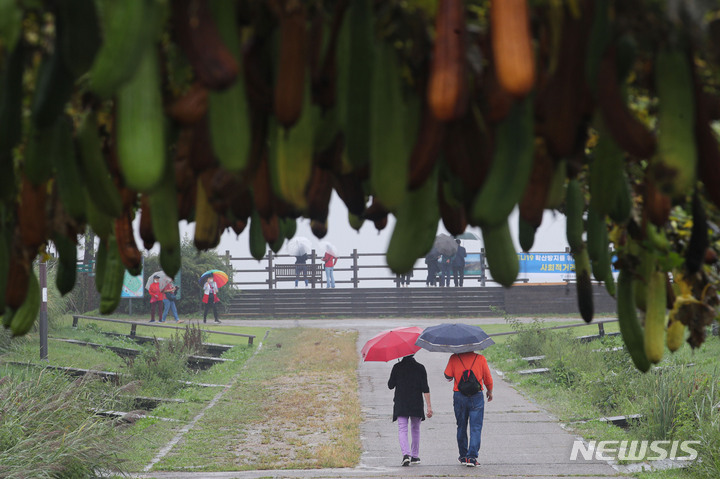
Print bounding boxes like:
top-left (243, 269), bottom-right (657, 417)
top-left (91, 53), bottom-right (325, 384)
top-left (361, 326), bottom-right (423, 362)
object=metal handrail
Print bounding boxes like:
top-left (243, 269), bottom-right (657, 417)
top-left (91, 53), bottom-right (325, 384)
top-left (71, 315), bottom-right (255, 345)
top-left (488, 319), bottom-right (619, 338)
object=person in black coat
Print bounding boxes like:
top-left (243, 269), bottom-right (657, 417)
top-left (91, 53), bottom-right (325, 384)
top-left (425, 251), bottom-right (440, 286)
top-left (388, 355), bottom-right (433, 466)
top-left (452, 239), bottom-right (467, 287)
top-left (294, 253), bottom-right (309, 287)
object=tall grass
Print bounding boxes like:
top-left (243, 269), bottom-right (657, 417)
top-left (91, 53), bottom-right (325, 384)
top-left (690, 389), bottom-right (720, 478)
top-left (0, 370), bottom-right (127, 478)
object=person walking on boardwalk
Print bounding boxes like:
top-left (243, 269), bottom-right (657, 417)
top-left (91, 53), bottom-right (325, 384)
top-left (322, 250), bottom-right (337, 288)
top-left (388, 354), bottom-right (433, 466)
top-left (202, 276), bottom-right (221, 323)
top-left (452, 239), bottom-right (467, 287)
top-left (444, 351), bottom-right (493, 467)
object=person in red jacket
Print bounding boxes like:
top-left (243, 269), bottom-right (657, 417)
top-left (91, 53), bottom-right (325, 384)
top-left (322, 251), bottom-right (337, 288)
top-left (148, 276), bottom-right (164, 323)
top-left (202, 277), bottom-right (221, 323)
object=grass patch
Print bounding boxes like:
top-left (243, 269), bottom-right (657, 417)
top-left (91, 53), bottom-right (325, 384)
top-left (147, 327), bottom-right (362, 472)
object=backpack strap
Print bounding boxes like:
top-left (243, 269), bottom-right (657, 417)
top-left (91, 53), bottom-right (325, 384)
top-left (457, 353), bottom-right (478, 372)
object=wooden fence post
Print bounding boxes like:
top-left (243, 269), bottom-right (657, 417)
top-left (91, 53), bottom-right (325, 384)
top-left (225, 250), bottom-right (232, 285)
top-left (480, 248), bottom-right (487, 287)
top-left (311, 249), bottom-right (317, 289)
top-left (267, 250), bottom-right (274, 290)
top-left (352, 249), bottom-right (359, 288)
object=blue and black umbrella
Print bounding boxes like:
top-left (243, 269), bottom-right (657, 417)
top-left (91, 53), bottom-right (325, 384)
top-left (415, 323), bottom-right (495, 354)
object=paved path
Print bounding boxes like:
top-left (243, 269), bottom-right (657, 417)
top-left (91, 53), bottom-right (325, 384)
top-left (130, 317), bottom-right (622, 479)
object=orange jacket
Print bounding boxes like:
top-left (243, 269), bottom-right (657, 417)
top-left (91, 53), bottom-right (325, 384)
top-left (444, 352), bottom-right (493, 393)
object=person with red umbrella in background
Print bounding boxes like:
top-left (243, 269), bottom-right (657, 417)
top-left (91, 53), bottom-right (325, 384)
top-left (202, 276), bottom-right (221, 323)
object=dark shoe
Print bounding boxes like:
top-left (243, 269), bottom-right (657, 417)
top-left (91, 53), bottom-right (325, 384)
top-left (458, 457), bottom-right (467, 465)
top-left (410, 457), bottom-right (420, 464)
top-left (466, 458), bottom-right (478, 467)
top-left (214, 319), bottom-right (221, 323)
top-left (203, 319), bottom-right (207, 323)
top-left (149, 319), bottom-right (155, 323)
top-left (401, 455), bottom-right (410, 467)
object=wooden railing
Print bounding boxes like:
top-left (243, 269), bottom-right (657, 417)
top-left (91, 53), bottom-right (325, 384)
top-left (221, 248), bottom-right (574, 290)
top-left (223, 249), bottom-right (496, 290)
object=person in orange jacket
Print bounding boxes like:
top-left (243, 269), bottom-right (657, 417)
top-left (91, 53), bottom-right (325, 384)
top-left (444, 351), bottom-right (493, 467)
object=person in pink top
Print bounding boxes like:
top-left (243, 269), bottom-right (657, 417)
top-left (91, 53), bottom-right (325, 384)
top-left (322, 251), bottom-right (337, 288)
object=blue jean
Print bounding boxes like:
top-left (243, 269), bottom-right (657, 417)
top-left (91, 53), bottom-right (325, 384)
top-left (161, 299), bottom-right (179, 322)
top-left (453, 390), bottom-right (485, 460)
top-left (325, 266), bottom-right (335, 288)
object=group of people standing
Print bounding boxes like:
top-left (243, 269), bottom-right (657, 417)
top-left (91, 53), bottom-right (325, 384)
top-left (388, 350), bottom-right (493, 467)
top-left (425, 239), bottom-right (467, 287)
top-left (147, 275), bottom-right (221, 323)
top-left (294, 250), bottom-right (338, 288)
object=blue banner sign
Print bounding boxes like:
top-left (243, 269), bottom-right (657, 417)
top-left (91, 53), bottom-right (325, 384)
top-left (465, 252), bottom-right (615, 277)
top-left (518, 253), bottom-right (575, 274)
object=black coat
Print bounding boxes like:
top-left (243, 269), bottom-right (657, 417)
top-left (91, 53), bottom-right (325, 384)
top-left (387, 356), bottom-right (429, 421)
top-left (452, 246), bottom-right (467, 267)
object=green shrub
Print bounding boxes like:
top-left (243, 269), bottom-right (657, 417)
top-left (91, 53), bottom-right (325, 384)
top-left (505, 316), bottom-right (552, 358)
top-left (127, 324), bottom-right (207, 396)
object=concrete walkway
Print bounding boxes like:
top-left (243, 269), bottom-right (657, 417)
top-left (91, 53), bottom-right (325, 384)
top-left (130, 317), bottom-right (622, 479)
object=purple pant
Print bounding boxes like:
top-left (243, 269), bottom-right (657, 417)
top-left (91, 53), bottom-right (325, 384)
top-left (397, 416), bottom-right (421, 457)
